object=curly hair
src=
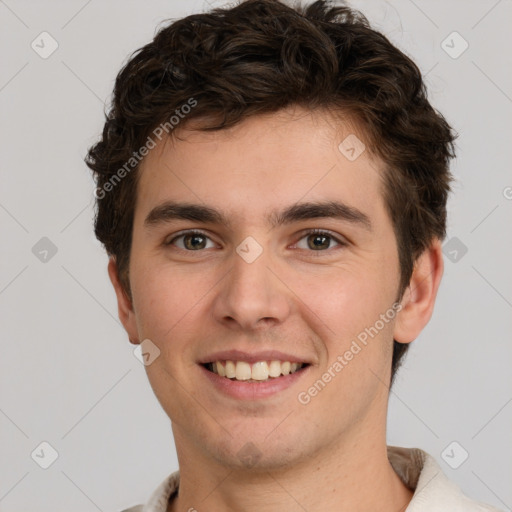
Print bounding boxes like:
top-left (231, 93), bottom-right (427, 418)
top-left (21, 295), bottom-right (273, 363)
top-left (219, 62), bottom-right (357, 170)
top-left (85, 0), bottom-right (456, 384)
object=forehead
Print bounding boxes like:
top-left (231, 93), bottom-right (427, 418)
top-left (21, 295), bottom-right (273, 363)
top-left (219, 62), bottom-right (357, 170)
top-left (134, 108), bottom-right (386, 228)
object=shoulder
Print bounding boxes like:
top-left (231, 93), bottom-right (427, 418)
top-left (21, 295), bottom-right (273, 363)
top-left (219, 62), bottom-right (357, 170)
top-left (387, 445), bottom-right (504, 511)
top-left (118, 471), bottom-right (180, 512)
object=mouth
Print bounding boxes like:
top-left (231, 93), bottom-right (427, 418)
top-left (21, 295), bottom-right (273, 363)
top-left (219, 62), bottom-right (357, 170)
top-left (202, 360), bottom-right (309, 382)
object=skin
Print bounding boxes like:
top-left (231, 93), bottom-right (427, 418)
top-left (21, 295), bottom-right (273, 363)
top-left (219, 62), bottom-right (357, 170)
top-left (109, 106), bottom-right (444, 512)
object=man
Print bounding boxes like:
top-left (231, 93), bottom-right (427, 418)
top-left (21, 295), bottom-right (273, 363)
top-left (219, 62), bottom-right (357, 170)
top-left (86, 0), bottom-right (502, 510)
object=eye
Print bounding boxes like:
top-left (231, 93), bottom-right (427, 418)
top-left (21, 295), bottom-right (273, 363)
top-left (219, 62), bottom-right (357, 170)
top-left (165, 229), bottom-right (346, 253)
top-left (166, 230), bottom-right (216, 251)
top-left (294, 229), bottom-right (346, 251)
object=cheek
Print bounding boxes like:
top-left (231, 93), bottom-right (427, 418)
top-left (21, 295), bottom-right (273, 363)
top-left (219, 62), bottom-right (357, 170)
top-left (299, 269), bottom-right (396, 406)
top-left (291, 262), bottom-right (395, 341)
top-left (291, 263), bottom-right (398, 400)
top-left (130, 262), bottom-right (207, 344)
top-left (129, 265), bottom-right (212, 415)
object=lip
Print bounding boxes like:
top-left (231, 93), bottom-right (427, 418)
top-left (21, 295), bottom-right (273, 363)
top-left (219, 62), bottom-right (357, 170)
top-left (199, 362), bottom-right (310, 400)
top-left (197, 349), bottom-right (311, 365)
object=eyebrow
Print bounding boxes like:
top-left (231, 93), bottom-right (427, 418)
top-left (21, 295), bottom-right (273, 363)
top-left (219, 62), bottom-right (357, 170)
top-left (144, 200), bottom-right (372, 232)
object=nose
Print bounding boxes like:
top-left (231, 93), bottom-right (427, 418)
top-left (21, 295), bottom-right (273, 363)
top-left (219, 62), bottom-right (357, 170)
top-left (211, 243), bottom-right (292, 332)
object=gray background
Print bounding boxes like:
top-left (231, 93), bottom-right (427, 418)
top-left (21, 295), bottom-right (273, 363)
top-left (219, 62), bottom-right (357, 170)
top-left (1, 0), bottom-right (511, 510)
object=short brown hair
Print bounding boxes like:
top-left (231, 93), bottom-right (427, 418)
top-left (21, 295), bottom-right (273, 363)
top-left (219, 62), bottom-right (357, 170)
top-left (85, 0), bottom-right (456, 384)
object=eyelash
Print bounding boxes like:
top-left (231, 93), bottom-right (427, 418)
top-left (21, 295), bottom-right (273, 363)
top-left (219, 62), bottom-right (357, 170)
top-left (165, 228), bottom-right (347, 254)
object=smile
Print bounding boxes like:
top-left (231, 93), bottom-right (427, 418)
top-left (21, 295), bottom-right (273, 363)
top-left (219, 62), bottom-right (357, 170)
top-left (204, 360), bottom-right (308, 382)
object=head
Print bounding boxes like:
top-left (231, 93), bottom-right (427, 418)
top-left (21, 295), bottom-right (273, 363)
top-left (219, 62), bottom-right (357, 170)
top-left (86, 0), bottom-right (455, 470)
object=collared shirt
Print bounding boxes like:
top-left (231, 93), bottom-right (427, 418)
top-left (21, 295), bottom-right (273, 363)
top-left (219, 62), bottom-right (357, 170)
top-left (121, 445), bottom-right (503, 511)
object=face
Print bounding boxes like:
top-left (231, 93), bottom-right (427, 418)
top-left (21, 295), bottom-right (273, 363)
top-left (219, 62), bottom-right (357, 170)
top-left (117, 107), bottom-right (406, 470)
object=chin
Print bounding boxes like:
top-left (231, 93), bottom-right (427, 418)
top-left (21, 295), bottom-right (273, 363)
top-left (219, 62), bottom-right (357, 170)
top-left (207, 432), bottom-right (311, 473)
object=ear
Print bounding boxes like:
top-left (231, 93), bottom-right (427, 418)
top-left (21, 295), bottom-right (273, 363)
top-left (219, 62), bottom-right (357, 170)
top-left (393, 238), bottom-right (444, 344)
top-left (107, 257), bottom-right (140, 345)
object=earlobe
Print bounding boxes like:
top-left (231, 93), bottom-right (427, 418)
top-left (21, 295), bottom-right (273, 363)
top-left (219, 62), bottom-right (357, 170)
top-left (107, 257), bottom-right (140, 345)
top-left (393, 239), bottom-right (444, 344)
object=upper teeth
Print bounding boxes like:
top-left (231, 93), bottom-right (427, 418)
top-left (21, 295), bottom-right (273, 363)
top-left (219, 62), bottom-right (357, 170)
top-left (210, 360), bottom-right (304, 381)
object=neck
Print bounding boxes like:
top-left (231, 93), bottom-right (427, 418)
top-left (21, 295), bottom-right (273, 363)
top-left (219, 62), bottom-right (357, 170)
top-left (169, 426), bottom-right (413, 512)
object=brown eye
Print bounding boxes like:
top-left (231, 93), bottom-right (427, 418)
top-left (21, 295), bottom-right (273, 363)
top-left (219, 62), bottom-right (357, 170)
top-left (167, 231), bottom-right (214, 251)
top-left (295, 230), bottom-right (345, 251)
top-left (307, 233), bottom-right (331, 250)
top-left (183, 233), bottom-right (207, 250)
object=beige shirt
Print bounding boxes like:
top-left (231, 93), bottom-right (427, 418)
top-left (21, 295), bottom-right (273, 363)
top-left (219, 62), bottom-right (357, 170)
top-left (121, 446), bottom-right (503, 511)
